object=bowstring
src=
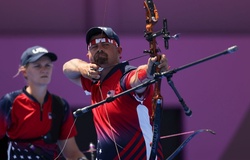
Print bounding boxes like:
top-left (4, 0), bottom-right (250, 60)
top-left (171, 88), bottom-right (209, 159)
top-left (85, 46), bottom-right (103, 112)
top-left (102, 0), bottom-right (109, 26)
top-left (98, 86), bottom-right (121, 160)
top-left (54, 118), bottom-right (77, 160)
top-left (99, 0), bottom-right (121, 159)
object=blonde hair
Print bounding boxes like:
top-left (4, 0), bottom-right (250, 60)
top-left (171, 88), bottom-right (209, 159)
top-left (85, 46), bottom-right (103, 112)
top-left (13, 65), bottom-right (27, 79)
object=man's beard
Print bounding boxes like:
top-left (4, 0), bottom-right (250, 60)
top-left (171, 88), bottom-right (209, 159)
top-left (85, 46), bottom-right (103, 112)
top-left (94, 50), bottom-right (108, 66)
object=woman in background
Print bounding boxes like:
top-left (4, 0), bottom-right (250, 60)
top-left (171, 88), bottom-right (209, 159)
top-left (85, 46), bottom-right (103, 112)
top-left (0, 46), bottom-right (87, 160)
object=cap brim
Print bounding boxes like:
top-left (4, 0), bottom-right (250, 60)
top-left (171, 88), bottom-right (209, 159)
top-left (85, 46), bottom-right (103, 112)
top-left (28, 52), bottom-right (57, 63)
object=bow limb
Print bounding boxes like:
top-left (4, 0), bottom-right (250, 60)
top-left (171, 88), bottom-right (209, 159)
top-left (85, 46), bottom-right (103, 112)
top-left (166, 129), bottom-right (216, 160)
top-left (144, 0), bottom-right (159, 25)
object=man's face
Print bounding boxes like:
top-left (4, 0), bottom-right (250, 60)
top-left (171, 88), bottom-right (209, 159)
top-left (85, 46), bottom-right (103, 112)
top-left (87, 34), bottom-right (122, 67)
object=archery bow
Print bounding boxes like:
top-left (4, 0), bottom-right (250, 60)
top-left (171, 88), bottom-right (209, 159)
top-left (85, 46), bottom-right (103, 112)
top-left (143, 1), bottom-right (217, 159)
top-left (143, 0), bottom-right (163, 159)
top-left (143, 1), bottom-right (207, 159)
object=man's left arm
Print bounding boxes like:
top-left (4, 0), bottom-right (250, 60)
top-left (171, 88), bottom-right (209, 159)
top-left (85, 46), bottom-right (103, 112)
top-left (129, 54), bottom-right (168, 93)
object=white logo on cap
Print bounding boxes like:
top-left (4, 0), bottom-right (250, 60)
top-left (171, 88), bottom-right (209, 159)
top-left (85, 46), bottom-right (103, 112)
top-left (32, 47), bottom-right (48, 54)
top-left (99, 27), bottom-right (108, 31)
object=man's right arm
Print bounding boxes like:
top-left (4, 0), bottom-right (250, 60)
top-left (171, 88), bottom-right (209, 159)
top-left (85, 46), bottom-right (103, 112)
top-left (63, 59), bottom-right (88, 87)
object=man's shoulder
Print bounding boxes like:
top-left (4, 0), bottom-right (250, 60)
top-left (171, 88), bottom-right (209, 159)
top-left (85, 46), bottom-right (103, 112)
top-left (119, 61), bottom-right (136, 74)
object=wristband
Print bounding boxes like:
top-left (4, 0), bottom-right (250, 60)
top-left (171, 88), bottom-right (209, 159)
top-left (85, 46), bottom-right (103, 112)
top-left (137, 69), bottom-right (149, 82)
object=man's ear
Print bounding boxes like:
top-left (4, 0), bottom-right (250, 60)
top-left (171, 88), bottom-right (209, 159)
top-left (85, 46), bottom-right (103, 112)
top-left (117, 46), bottom-right (122, 59)
top-left (86, 52), bottom-right (95, 63)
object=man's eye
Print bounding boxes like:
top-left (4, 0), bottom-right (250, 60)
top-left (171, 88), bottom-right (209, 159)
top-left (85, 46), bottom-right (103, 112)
top-left (89, 45), bottom-right (97, 50)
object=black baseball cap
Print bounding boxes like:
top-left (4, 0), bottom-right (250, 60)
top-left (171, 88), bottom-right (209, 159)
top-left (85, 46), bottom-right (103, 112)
top-left (86, 26), bottom-right (120, 46)
top-left (21, 46), bottom-right (57, 66)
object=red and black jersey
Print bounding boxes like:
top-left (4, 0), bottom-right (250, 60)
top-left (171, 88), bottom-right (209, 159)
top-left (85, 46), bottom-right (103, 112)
top-left (0, 87), bottom-right (77, 159)
top-left (81, 62), bottom-right (163, 159)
